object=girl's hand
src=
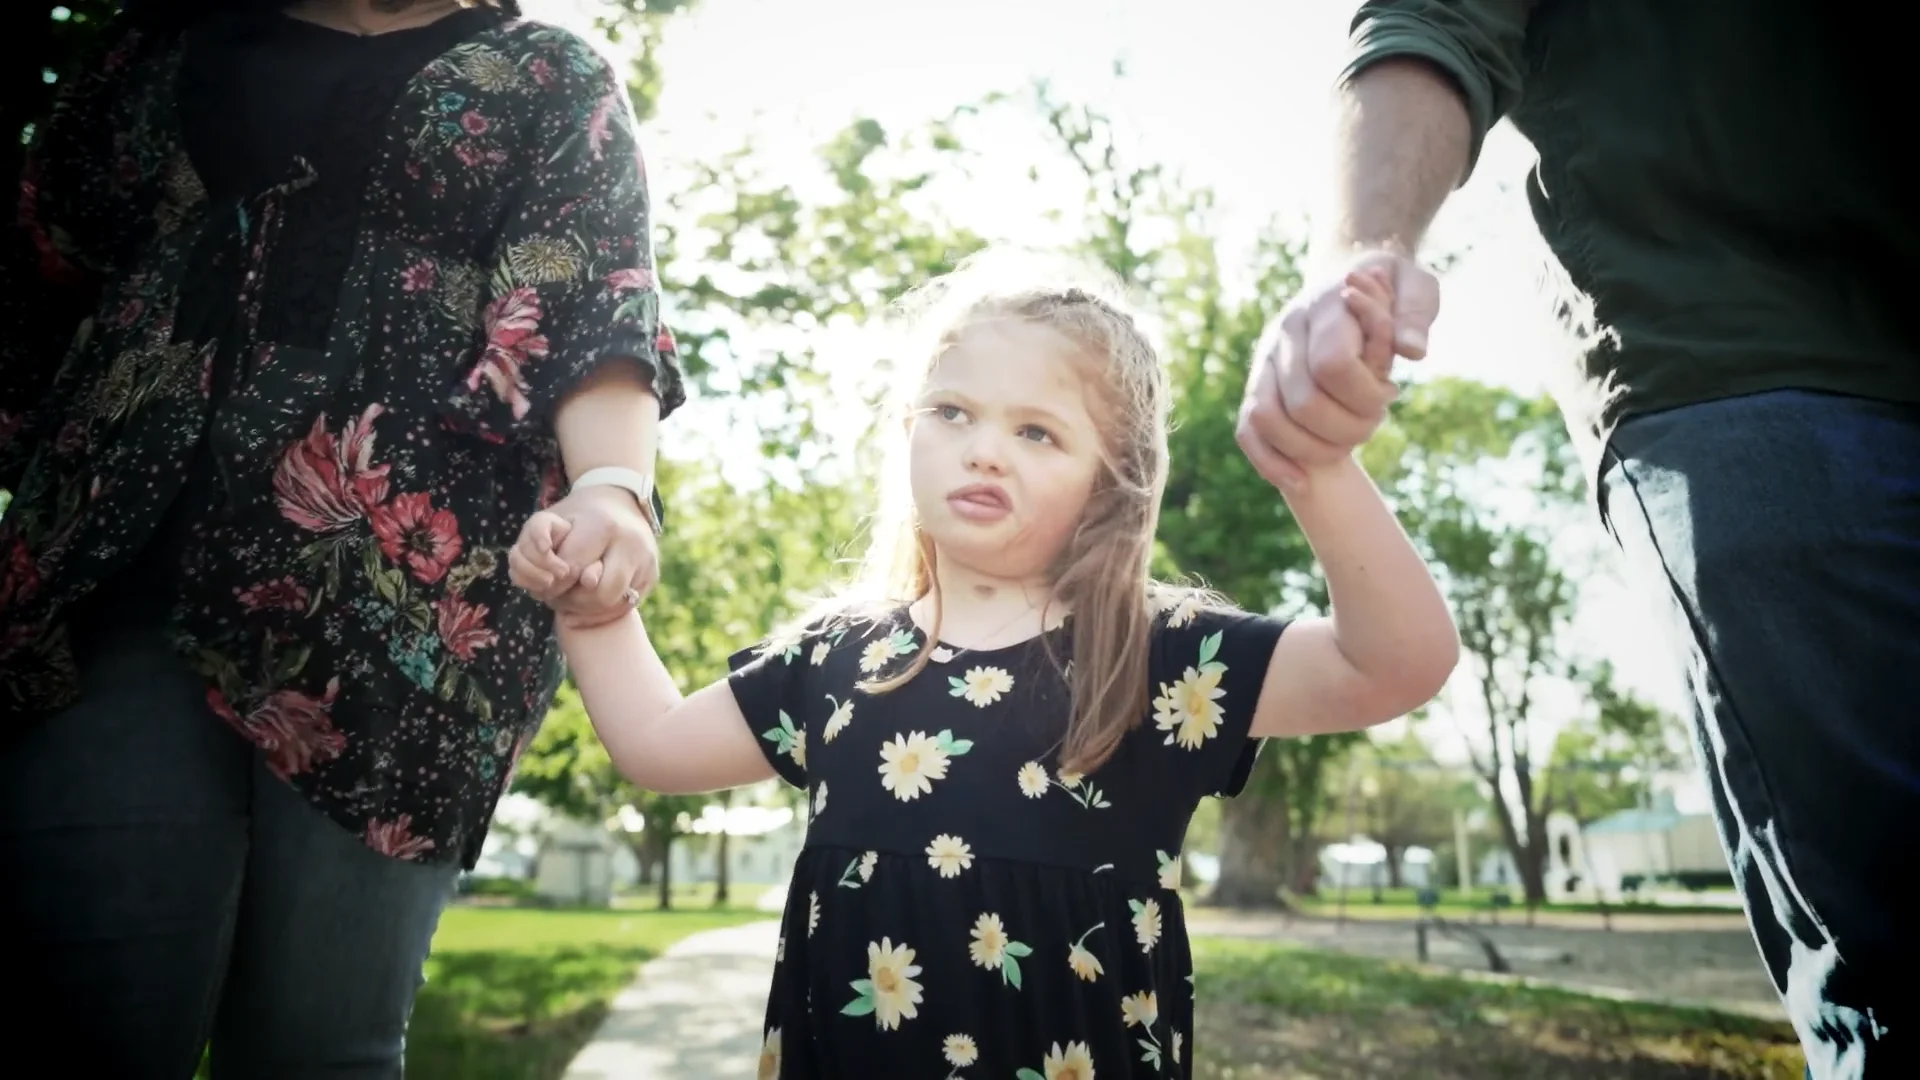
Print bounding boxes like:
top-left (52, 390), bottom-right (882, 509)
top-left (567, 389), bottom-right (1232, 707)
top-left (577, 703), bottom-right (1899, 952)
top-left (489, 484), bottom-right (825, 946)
top-left (1342, 266), bottom-right (1399, 381)
top-left (508, 510), bottom-right (576, 596)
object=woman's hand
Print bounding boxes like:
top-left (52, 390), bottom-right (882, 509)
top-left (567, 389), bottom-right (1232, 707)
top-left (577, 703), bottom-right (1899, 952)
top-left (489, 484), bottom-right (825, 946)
top-left (508, 486), bottom-right (659, 628)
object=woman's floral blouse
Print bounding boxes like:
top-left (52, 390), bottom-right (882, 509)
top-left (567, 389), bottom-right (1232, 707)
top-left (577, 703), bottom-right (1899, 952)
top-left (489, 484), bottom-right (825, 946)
top-left (0, 10), bottom-right (684, 867)
top-left (727, 595), bottom-right (1289, 1078)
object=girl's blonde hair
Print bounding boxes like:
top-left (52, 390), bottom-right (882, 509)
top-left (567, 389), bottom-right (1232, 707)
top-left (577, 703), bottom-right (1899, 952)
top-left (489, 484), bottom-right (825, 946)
top-left (790, 250), bottom-right (1222, 774)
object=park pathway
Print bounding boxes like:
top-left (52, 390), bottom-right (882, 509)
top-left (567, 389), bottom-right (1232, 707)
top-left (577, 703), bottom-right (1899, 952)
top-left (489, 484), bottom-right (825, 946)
top-left (561, 915), bottom-right (780, 1079)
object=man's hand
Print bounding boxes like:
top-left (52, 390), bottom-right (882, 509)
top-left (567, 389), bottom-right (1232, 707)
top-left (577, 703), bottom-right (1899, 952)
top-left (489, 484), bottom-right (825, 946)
top-left (1236, 248), bottom-right (1440, 490)
top-left (507, 485), bottom-right (659, 628)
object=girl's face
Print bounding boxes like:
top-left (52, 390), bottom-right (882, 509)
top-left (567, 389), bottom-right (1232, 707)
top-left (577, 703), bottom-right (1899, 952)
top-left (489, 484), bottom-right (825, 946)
top-left (907, 319), bottom-right (1105, 583)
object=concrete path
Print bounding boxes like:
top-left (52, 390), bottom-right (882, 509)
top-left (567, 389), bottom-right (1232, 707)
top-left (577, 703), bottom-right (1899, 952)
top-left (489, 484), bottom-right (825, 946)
top-left (562, 919), bottom-right (780, 1080)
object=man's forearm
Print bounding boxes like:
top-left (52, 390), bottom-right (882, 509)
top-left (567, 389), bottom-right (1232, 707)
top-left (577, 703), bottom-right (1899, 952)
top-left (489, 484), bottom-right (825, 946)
top-left (1317, 58), bottom-right (1473, 271)
top-left (554, 361), bottom-right (660, 483)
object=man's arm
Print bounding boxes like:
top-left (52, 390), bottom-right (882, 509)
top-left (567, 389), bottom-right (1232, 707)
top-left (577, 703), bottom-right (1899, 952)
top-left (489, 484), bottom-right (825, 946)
top-left (1318, 0), bottom-right (1537, 267)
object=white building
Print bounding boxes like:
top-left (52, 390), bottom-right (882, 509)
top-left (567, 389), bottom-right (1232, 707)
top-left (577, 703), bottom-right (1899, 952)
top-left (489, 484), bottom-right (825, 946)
top-left (1317, 837), bottom-right (1433, 891)
top-left (667, 803), bottom-right (805, 886)
top-left (533, 814), bottom-right (619, 906)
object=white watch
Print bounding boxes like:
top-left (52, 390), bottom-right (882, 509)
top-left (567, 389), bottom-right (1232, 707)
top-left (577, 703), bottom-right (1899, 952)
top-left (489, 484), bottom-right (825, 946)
top-left (570, 466), bottom-right (662, 534)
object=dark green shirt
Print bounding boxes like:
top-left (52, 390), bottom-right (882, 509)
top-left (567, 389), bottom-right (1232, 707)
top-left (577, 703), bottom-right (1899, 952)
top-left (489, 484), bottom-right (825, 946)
top-left (1345, 0), bottom-right (1919, 460)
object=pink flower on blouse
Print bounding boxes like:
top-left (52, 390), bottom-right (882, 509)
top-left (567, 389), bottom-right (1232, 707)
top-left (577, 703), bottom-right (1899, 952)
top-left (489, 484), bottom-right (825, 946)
top-left (605, 267), bottom-right (653, 292)
top-left (209, 679), bottom-right (348, 780)
top-left (237, 576), bottom-right (311, 613)
top-left (469, 287), bottom-right (549, 421)
top-left (366, 815), bottom-right (437, 860)
top-left (401, 260), bottom-right (437, 293)
top-left (369, 492), bottom-right (464, 585)
top-left (273, 405), bottom-right (392, 533)
top-left (434, 594), bottom-right (498, 662)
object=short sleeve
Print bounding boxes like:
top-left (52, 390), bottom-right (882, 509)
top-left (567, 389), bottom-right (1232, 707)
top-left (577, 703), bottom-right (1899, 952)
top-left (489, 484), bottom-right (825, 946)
top-left (444, 27), bottom-right (686, 443)
top-left (726, 626), bottom-right (815, 789)
top-left (1147, 598), bottom-right (1288, 799)
top-left (1339, 0), bottom-right (1538, 184)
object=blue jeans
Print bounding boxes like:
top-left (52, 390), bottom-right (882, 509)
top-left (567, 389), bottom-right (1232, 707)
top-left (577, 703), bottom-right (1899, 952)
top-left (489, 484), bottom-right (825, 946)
top-left (1599, 390), bottom-right (1918, 1078)
top-left (0, 610), bottom-right (459, 1078)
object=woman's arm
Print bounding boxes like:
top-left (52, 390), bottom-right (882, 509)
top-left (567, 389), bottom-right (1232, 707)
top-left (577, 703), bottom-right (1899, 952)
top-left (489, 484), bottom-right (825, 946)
top-left (542, 366), bottom-right (663, 616)
top-left (558, 612), bottom-right (777, 794)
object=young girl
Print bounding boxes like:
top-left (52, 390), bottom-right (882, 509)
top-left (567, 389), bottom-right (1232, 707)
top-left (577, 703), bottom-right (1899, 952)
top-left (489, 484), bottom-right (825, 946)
top-left (510, 256), bottom-right (1457, 1077)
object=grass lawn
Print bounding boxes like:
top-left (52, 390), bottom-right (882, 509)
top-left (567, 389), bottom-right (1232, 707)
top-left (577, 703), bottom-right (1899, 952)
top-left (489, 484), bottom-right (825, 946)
top-left (1273, 887), bottom-right (1740, 923)
top-left (1191, 937), bottom-right (1803, 1079)
top-left (402, 901), bottom-right (767, 1080)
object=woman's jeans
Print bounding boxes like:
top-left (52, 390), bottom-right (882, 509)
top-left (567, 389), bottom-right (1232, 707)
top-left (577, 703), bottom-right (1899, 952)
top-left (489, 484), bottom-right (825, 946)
top-left (0, 606), bottom-right (459, 1078)
top-left (1598, 390), bottom-right (1918, 1078)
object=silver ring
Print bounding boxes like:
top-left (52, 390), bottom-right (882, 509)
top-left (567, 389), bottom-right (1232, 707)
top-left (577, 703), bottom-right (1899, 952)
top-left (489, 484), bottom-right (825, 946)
top-left (621, 587), bottom-right (641, 608)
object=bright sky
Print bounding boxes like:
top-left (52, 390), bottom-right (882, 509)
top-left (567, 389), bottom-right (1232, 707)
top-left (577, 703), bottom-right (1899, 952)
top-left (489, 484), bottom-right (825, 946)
top-left (525, 0), bottom-right (1706, 811)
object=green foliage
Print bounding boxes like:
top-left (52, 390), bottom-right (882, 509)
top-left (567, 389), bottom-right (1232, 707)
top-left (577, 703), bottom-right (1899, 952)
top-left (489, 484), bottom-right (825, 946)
top-left (1191, 937), bottom-right (1803, 1079)
top-left (405, 905), bottom-right (762, 1080)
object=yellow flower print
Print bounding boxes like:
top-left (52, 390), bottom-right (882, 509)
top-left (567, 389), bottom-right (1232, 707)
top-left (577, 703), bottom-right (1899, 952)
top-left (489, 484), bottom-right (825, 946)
top-left (1124, 989), bottom-right (1169, 1069)
top-left (968, 913), bottom-right (1008, 969)
top-left (1157, 849), bottom-right (1182, 890)
top-left (812, 783), bottom-right (828, 817)
top-left (1052, 767), bottom-right (1112, 811)
top-left (1172, 1030), bottom-right (1183, 1064)
top-left (760, 711), bottom-right (806, 771)
top-left (968, 913), bottom-right (1034, 988)
top-left (1152, 630), bottom-right (1228, 750)
top-left (925, 834), bottom-right (974, 878)
top-left (836, 850), bottom-right (879, 889)
top-left (758, 626), bottom-right (806, 663)
top-left (823, 694), bottom-right (854, 742)
top-left (878, 730), bottom-right (971, 801)
top-left (756, 1027), bottom-right (781, 1080)
top-left (810, 639), bottom-right (832, 665)
top-left (808, 890), bottom-right (820, 936)
top-left (1017, 762), bottom-right (1050, 799)
top-left (1066, 921), bottom-right (1105, 981)
top-left (1121, 990), bottom-right (1158, 1028)
top-left (949, 665), bottom-right (1014, 707)
top-left (1129, 897), bottom-right (1163, 952)
top-left (1016, 1041), bottom-right (1095, 1080)
top-left (841, 938), bottom-right (924, 1031)
top-left (1165, 594), bottom-right (1203, 628)
top-left (943, 1034), bottom-right (979, 1068)
top-left (859, 628), bottom-right (917, 673)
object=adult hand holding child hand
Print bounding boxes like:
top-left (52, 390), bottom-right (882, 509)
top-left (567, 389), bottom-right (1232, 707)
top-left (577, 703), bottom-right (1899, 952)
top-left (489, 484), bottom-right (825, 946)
top-left (1235, 250), bottom-right (1438, 490)
top-left (508, 485), bottom-right (659, 629)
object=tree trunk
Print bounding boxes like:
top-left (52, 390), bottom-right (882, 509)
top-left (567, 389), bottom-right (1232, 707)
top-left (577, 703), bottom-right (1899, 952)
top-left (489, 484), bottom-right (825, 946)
top-left (654, 830), bottom-right (675, 911)
top-left (1286, 834), bottom-right (1319, 897)
top-left (1207, 796), bottom-right (1291, 908)
top-left (1519, 811), bottom-right (1549, 910)
top-left (1385, 845), bottom-right (1405, 889)
top-left (714, 790), bottom-right (733, 906)
top-left (636, 842), bottom-right (657, 886)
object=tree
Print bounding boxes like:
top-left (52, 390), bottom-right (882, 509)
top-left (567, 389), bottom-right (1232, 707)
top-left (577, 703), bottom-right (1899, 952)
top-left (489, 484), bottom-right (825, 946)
top-left (1008, 90), bottom-right (1356, 909)
top-left (1357, 729), bottom-right (1476, 888)
top-left (1547, 662), bottom-right (1685, 824)
top-left (1387, 377), bottom-right (1671, 908)
top-left (512, 105), bottom-right (980, 892)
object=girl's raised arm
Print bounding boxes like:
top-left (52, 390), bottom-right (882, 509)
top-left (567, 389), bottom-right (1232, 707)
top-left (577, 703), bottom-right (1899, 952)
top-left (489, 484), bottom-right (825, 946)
top-left (558, 613), bottom-right (777, 794)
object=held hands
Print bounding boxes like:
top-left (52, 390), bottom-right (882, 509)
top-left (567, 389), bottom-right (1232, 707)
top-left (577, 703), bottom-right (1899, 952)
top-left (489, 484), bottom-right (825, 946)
top-left (1236, 249), bottom-right (1440, 492)
top-left (508, 485), bottom-right (659, 629)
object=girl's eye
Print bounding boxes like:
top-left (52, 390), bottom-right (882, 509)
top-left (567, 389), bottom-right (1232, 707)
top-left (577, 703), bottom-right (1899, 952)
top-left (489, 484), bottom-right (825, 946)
top-left (937, 404), bottom-right (966, 422)
top-left (1018, 425), bottom-right (1054, 445)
